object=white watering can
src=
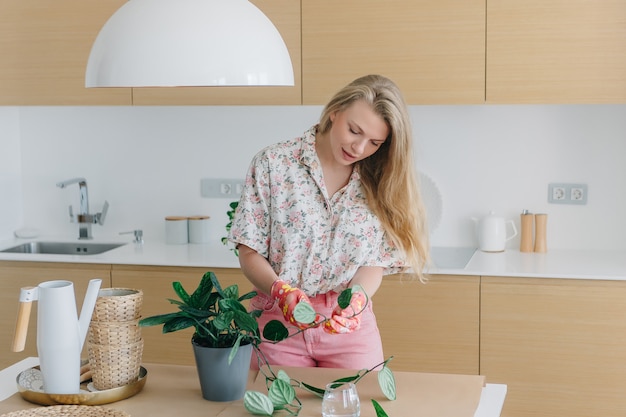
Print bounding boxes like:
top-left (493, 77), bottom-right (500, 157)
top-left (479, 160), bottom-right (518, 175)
top-left (12, 278), bottom-right (102, 394)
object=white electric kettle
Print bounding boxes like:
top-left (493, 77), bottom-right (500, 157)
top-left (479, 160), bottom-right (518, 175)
top-left (472, 211), bottom-right (518, 252)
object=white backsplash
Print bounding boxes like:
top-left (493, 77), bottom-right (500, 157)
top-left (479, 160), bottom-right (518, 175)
top-left (1, 104), bottom-right (625, 251)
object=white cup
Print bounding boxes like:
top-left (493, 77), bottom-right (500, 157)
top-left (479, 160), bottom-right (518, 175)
top-left (165, 216), bottom-right (188, 245)
top-left (188, 216), bottom-right (211, 244)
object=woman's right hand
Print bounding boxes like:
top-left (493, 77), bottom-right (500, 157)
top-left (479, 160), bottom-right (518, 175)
top-left (271, 280), bottom-right (315, 329)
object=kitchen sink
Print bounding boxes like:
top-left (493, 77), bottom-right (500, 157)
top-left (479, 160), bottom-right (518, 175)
top-left (0, 241), bottom-right (126, 255)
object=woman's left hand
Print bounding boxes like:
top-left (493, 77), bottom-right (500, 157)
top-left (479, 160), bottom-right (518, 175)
top-left (323, 291), bottom-right (367, 334)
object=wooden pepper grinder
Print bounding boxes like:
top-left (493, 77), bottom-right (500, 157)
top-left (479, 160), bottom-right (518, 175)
top-left (534, 213), bottom-right (548, 253)
top-left (520, 210), bottom-right (534, 252)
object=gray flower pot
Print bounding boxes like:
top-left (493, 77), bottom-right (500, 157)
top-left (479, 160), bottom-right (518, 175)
top-left (192, 340), bottom-right (253, 402)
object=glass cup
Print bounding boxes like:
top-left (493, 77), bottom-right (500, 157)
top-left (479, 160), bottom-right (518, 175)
top-left (321, 382), bottom-right (360, 417)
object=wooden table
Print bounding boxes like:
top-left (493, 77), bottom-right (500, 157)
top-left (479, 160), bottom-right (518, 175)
top-left (0, 359), bottom-right (500, 417)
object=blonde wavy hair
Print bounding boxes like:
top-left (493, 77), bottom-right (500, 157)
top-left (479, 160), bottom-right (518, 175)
top-left (318, 74), bottom-right (430, 281)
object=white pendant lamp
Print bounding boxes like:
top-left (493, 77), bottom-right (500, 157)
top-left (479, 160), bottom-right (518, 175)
top-left (85, 0), bottom-right (294, 87)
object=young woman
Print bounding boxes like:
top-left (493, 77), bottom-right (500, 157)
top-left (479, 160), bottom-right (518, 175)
top-left (228, 74), bottom-right (429, 369)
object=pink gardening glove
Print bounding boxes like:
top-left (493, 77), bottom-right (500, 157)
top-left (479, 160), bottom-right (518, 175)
top-left (271, 280), bottom-right (316, 330)
top-left (323, 291), bottom-right (367, 334)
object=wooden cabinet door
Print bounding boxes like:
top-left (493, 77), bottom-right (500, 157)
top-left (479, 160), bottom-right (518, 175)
top-left (0, 0), bottom-right (132, 105)
top-left (301, 0), bottom-right (485, 105)
top-left (374, 274), bottom-right (480, 374)
top-left (132, 0), bottom-right (302, 105)
top-left (111, 265), bottom-right (250, 365)
top-left (481, 276), bottom-right (626, 417)
top-left (0, 261), bottom-right (111, 369)
top-left (487, 0), bottom-right (626, 103)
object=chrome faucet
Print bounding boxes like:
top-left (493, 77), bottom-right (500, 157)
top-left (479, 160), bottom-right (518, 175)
top-left (56, 177), bottom-right (109, 240)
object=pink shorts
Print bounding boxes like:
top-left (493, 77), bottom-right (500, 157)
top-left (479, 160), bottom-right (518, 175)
top-left (249, 290), bottom-right (384, 370)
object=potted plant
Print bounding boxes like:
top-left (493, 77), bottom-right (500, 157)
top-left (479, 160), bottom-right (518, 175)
top-left (140, 268), bottom-right (395, 416)
top-left (138, 270), bottom-right (262, 402)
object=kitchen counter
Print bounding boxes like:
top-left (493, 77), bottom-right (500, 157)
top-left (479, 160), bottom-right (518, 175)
top-left (1, 236), bottom-right (625, 280)
top-left (0, 358), bottom-right (506, 417)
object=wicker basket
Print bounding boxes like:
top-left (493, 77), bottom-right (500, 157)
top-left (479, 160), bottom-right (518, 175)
top-left (92, 288), bottom-right (143, 322)
top-left (88, 319), bottom-right (142, 346)
top-left (87, 339), bottom-right (144, 390)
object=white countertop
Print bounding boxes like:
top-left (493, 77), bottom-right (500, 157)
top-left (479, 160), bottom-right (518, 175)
top-left (1, 236), bottom-right (625, 280)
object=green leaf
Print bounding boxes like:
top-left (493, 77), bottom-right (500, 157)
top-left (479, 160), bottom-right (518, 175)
top-left (189, 272), bottom-right (214, 307)
top-left (172, 281), bottom-right (191, 304)
top-left (337, 288), bottom-right (353, 309)
top-left (293, 301), bottom-right (317, 324)
top-left (263, 320), bottom-right (290, 342)
top-left (213, 311), bottom-right (235, 330)
top-left (177, 304), bottom-right (213, 318)
top-left (378, 366), bottom-right (397, 401)
top-left (300, 382), bottom-right (325, 398)
top-left (223, 284), bottom-right (239, 300)
top-left (238, 290), bottom-right (258, 302)
top-left (228, 335), bottom-right (242, 365)
top-left (371, 399), bottom-right (390, 417)
top-left (276, 370), bottom-right (290, 383)
top-left (210, 271), bottom-right (225, 297)
top-left (219, 298), bottom-right (248, 313)
top-left (268, 379), bottom-right (295, 408)
top-left (330, 375), bottom-right (360, 386)
top-left (244, 391), bottom-right (274, 416)
top-left (234, 311), bottom-right (259, 333)
top-left (162, 316), bottom-right (195, 333)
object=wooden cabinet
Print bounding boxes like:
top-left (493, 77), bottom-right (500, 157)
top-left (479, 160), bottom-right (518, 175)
top-left (0, 261), bottom-right (111, 369)
top-left (375, 274), bottom-right (480, 374)
top-left (0, 0), bottom-right (132, 105)
top-left (111, 265), bottom-right (251, 366)
top-left (486, 0), bottom-right (626, 103)
top-left (5, 1), bottom-right (624, 105)
top-left (301, 0), bottom-right (486, 105)
top-left (111, 265), bottom-right (480, 373)
top-left (481, 276), bottom-right (626, 417)
top-left (132, 0), bottom-right (302, 105)
top-left (0, 0), bottom-right (298, 106)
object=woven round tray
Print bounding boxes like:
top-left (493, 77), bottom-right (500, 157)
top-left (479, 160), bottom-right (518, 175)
top-left (0, 405), bottom-right (130, 417)
top-left (16, 366), bottom-right (147, 406)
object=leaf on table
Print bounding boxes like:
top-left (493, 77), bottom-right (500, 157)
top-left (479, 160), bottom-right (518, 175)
top-left (372, 399), bottom-right (390, 417)
top-left (378, 366), bottom-right (397, 400)
top-left (268, 378), bottom-right (295, 407)
top-left (244, 391), bottom-right (274, 416)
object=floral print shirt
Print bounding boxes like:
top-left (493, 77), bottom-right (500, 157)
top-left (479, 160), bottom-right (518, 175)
top-left (228, 126), bottom-right (405, 296)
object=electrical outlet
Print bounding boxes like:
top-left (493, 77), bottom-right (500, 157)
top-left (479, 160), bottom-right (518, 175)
top-left (571, 187), bottom-right (585, 201)
top-left (552, 186), bottom-right (566, 201)
top-left (201, 178), bottom-right (245, 198)
top-left (548, 183), bottom-right (587, 205)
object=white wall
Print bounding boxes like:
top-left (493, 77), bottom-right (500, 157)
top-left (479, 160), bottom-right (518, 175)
top-left (2, 104), bottom-right (626, 250)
